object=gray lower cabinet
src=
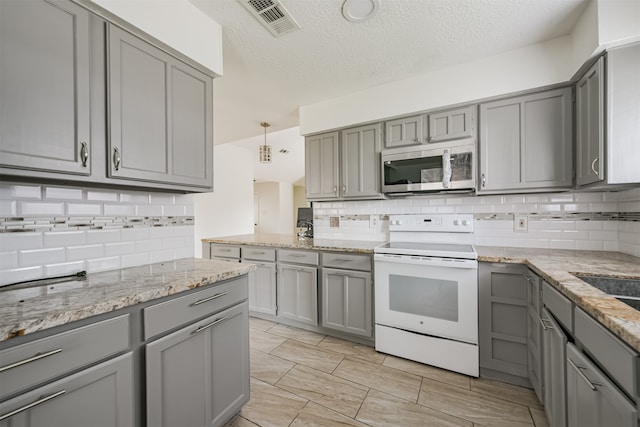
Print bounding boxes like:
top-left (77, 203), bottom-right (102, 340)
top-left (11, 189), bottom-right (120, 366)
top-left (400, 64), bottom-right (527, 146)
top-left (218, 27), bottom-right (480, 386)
top-left (427, 105), bottom-right (476, 144)
top-left (277, 263), bottom-right (318, 326)
top-left (0, 0), bottom-right (91, 176)
top-left (321, 268), bottom-right (372, 337)
top-left (541, 306), bottom-right (567, 427)
top-left (479, 86), bottom-right (573, 193)
top-left (247, 262), bottom-right (277, 315)
top-left (566, 343), bottom-right (637, 427)
top-left (107, 24), bottom-right (213, 189)
top-left (0, 353), bottom-right (133, 427)
top-left (305, 132), bottom-right (340, 200)
top-left (146, 301), bottom-right (250, 427)
top-left (525, 270), bottom-right (544, 403)
top-left (478, 263), bottom-right (529, 382)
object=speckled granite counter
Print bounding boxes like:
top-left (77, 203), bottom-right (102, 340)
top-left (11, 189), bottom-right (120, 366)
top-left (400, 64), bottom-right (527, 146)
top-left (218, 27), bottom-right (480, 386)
top-left (0, 258), bottom-right (254, 343)
top-left (203, 233), bottom-right (384, 254)
top-left (477, 246), bottom-right (640, 353)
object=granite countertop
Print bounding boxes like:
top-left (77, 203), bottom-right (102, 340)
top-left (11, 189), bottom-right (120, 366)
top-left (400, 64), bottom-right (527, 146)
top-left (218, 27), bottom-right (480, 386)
top-left (203, 233), bottom-right (385, 254)
top-left (477, 246), bottom-right (640, 353)
top-left (0, 258), bottom-right (254, 343)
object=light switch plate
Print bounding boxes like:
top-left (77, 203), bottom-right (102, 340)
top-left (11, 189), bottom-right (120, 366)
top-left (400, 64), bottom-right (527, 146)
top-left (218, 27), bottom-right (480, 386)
top-left (514, 214), bottom-right (528, 232)
top-left (330, 216), bottom-right (340, 228)
top-left (369, 215), bottom-right (378, 228)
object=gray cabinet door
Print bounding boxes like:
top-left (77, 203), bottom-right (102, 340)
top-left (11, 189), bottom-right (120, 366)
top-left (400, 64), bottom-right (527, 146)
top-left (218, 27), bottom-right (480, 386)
top-left (542, 307), bottom-right (567, 427)
top-left (277, 264), bottom-right (318, 326)
top-left (321, 268), bottom-right (372, 337)
top-left (480, 87), bottom-right (573, 192)
top-left (566, 343), bottom-right (637, 427)
top-left (305, 132), bottom-right (340, 200)
top-left (478, 263), bottom-right (528, 378)
top-left (108, 25), bottom-right (213, 189)
top-left (0, 0), bottom-right (91, 176)
top-left (146, 302), bottom-right (250, 427)
top-left (0, 353), bottom-right (133, 426)
top-left (384, 115), bottom-right (424, 148)
top-left (341, 123), bottom-right (382, 199)
top-left (526, 272), bottom-right (544, 403)
top-left (248, 262), bottom-right (277, 315)
top-left (428, 106), bottom-right (476, 143)
top-left (576, 57), bottom-right (605, 186)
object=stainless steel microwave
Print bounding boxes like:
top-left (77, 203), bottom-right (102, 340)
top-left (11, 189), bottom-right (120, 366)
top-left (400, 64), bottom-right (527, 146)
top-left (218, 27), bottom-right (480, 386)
top-left (381, 140), bottom-right (476, 194)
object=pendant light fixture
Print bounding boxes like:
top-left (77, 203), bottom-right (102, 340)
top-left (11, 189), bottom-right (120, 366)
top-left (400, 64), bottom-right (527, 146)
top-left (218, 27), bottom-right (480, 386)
top-left (259, 121), bottom-right (272, 163)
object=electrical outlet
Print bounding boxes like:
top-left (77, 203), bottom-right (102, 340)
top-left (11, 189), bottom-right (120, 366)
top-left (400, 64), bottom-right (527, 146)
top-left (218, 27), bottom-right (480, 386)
top-left (330, 216), bottom-right (340, 228)
top-left (514, 214), bottom-right (528, 232)
top-left (369, 215), bottom-right (378, 228)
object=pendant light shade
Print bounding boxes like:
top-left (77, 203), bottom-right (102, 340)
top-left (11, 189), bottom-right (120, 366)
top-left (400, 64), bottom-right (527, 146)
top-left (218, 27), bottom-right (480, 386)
top-left (259, 122), bottom-right (272, 163)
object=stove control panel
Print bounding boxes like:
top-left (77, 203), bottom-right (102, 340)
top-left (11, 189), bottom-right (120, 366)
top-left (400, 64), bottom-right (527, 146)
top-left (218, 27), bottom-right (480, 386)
top-left (388, 214), bottom-right (474, 232)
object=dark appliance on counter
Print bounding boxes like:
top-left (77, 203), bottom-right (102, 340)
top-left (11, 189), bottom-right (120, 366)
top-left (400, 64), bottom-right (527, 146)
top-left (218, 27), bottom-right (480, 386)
top-left (296, 207), bottom-right (313, 238)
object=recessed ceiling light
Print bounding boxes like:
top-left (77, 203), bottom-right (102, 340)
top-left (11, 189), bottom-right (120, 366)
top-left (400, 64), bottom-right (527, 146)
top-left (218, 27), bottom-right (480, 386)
top-left (342, 0), bottom-right (378, 23)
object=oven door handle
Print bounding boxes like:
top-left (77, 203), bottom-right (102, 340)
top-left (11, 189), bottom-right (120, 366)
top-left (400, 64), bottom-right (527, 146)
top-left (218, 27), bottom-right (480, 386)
top-left (374, 254), bottom-right (477, 269)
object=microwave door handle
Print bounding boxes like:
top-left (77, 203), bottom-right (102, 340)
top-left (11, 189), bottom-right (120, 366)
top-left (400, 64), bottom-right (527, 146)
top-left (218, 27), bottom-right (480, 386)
top-left (442, 149), bottom-right (451, 188)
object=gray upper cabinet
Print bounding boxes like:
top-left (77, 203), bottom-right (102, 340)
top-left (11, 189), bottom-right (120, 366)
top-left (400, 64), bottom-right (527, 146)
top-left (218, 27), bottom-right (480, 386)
top-left (107, 24), bottom-right (213, 189)
top-left (576, 57), bottom-right (604, 186)
top-left (340, 123), bottom-right (382, 199)
top-left (384, 115), bottom-right (424, 148)
top-left (0, 0), bottom-right (91, 176)
top-left (306, 132), bottom-right (340, 200)
top-left (428, 106), bottom-right (476, 143)
top-left (479, 87), bottom-right (573, 193)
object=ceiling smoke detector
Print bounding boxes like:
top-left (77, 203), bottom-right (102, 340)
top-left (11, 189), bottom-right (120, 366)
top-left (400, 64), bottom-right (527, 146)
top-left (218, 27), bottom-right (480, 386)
top-left (238, 0), bottom-right (301, 37)
top-left (342, 0), bottom-right (379, 22)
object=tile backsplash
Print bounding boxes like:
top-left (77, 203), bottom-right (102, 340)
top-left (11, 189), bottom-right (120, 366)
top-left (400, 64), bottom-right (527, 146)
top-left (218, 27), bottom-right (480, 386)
top-left (0, 181), bottom-right (195, 286)
top-left (314, 188), bottom-right (640, 257)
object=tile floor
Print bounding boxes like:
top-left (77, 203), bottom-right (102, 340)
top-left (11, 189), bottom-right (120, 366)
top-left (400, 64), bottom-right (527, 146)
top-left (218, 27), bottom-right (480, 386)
top-left (224, 317), bottom-right (550, 427)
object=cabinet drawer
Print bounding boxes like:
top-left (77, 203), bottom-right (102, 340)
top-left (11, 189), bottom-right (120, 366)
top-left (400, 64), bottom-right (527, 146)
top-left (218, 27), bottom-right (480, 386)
top-left (322, 252), bottom-right (371, 271)
top-left (144, 276), bottom-right (248, 339)
top-left (242, 246), bottom-right (276, 262)
top-left (278, 249), bottom-right (319, 266)
top-left (542, 281), bottom-right (573, 332)
top-left (0, 314), bottom-right (130, 400)
top-left (210, 245), bottom-right (240, 259)
top-left (574, 307), bottom-right (638, 398)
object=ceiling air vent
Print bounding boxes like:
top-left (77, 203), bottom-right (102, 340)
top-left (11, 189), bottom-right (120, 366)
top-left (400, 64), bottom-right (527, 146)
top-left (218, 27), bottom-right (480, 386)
top-left (238, 0), bottom-right (301, 37)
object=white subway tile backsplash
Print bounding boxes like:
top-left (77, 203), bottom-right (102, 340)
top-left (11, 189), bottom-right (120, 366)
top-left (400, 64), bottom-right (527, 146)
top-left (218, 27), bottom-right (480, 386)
top-left (86, 190), bottom-right (119, 202)
top-left (45, 187), bottom-right (83, 200)
top-left (589, 202), bottom-right (617, 212)
top-left (19, 248), bottom-right (65, 267)
top-left (45, 261), bottom-right (86, 277)
top-left (149, 193), bottom-right (174, 205)
top-left (162, 237), bottom-right (185, 249)
top-left (67, 203), bottom-right (102, 216)
top-left (149, 249), bottom-right (174, 263)
top-left (67, 244), bottom-right (104, 261)
top-left (86, 256), bottom-right (120, 273)
top-left (0, 201), bottom-right (17, 216)
top-left (1, 232), bottom-right (43, 250)
top-left (43, 231), bottom-right (85, 248)
top-left (548, 194), bottom-right (574, 203)
top-left (121, 252), bottom-right (150, 268)
top-left (135, 240), bottom-right (156, 252)
top-left (0, 251), bottom-right (18, 269)
top-left (86, 229), bottom-right (121, 244)
top-left (0, 266), bottom-right (43, 286)
top-left (589, 230), bottom-right (618, 241)
top-left (575, 193), bottom-right (603, 202)
top-left (136, 204), bottom-right (163, 216)
top-left (19, 202), bottom-right (65, 216)
top-left (11, 185), bottom-right (42, 200)
top-left (163, 205), bottom-right (186, 216)
top-left (121, 227), bottom-right (150, 241)
top-left (150, 227), bottom-right (174, 239)
top-left (603, 241), bottom-right (619, 251)
top-left (103, 204), bottom-right (135, 216)
top-left (550, 240), bottom-right (576, 250)
top-left (575, 240), bottom-right (604, 250)
top-left (174, 246), bottom-right (195, 259)
top-left (104, 242), bottom-right (136, 256)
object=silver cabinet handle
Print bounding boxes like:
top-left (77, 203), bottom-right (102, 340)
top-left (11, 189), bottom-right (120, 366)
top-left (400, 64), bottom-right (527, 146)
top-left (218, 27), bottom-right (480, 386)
top-left (567, 358), bottom-right (598, 391)
top-left (193, 316), bottom-right (227, 334)
top-left (289, 254), bottom-right (306, 258)
top-left (0, 390), bottom-right (66, 421)
top-left (540, 318), bottom-right (554, 330)
top-left (442, 149), bottom-right (451, 188)
top-left (218, 248), bottom-right (231, 252)
top-left (342, 184), bottom-right (347, 193)
top-left (334, 258), bottom-right (353, 262)
top-left (413, 138), bottom-right (420, 143)
top-left (0, 348), bottom-right (62, 373)
top-left (481, 173), bottom-right (486, 187)
top-left (591, 157), bottom-right (599, 175)
top-left (192, 292), bottom-right (228, 306)
top-left (113, 147), bottom-right (121, 171)
top-left (80, 142), bottom-right (89, 168)
top-left (251, 251), bottom-right (265, 255)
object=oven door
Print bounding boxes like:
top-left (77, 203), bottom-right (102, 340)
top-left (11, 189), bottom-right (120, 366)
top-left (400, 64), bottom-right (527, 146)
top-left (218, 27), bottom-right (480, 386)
top-left (374, 253), bottom-right (478, 344)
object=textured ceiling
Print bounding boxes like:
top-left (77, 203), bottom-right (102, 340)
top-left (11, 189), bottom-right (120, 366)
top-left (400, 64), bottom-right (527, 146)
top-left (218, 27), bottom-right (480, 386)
top-left (190, 0), bottom-right (588, 147)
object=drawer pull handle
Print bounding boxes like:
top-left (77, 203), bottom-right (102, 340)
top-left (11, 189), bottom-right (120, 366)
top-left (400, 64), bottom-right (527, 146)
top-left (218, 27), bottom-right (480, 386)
top-left (113, 147), bottom-right (121, 171)
top-left (335, 258), bottom-right (353, 262)
top-left (0, 390), bottom-right (66, 421)
top-left (0, 348), bottom-right (63, 373)
top-left (217, 248), bottom-right (231, 252)
top-left (568, 358), bottom-right (599, 391)
top-left (80, 141), bottom-right (89, 167)
top-left (193, 317), bottom-right (228, 334)
top-left (192, 292), bottom-right (228, 306)
top-left (539, 318), bottom-right (554, 330)
top-left (289, 254), bottom-right (306, 258)
top-left (251, 251), bottom-right (265, 255)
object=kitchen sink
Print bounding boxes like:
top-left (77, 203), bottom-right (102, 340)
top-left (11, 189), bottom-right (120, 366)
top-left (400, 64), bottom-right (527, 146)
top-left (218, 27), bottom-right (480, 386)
top-left (574, 274), bottom-right (640, 311)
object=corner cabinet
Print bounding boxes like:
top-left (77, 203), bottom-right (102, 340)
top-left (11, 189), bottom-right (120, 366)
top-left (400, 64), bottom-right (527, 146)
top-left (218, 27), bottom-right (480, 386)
top-left (107, 24), bottom-right (213, 189)
top-left (479, 87), bottom-right (573, 193)
top-left (576, 57), bottom-right (604, 186)
top-left (0, 0), bottom-right (92, 176)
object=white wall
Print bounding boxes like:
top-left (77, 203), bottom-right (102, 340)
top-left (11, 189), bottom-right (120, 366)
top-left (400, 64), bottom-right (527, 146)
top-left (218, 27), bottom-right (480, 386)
top-left (92, 0), bottom-right (223, 75)
top-left (597, 0), bottom-right (640, 48)
top-left (191, 144), bottom-right (254, 257)
top-left (278, 183), bottom-right (294, 234)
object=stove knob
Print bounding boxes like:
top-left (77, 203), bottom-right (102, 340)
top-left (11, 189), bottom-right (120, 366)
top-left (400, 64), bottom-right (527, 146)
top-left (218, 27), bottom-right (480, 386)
top-left (453, 220), bottom-right (459, 226)
top-left (462, 220), bottom-right (469, 226)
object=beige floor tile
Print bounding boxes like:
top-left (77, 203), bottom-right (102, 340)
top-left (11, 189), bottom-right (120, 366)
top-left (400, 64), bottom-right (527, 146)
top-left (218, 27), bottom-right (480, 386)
top-left (470, 377), bottom-right (543, 409)
top-left (529, 408), bottom-right (550, 427)
top-left (268, 323), bottom-right (326, 345)
top-left (317, 335), bottom-right (386, 364)
top-left (249, 328), bottom-right (287, 353)
top-left (250, 348), bottom-right (294, 385)
top-left (418, 378), bottom-right (534, 426)
top-left (383, 355), bottom-right (472, 390)
top-left (276, 365), bottom-right (368, 418)
top-left (240, 377), bottom-right (308, 427)
top-left (356, 389), bottom-right (472, 427)
top-left (271, 339), bottom-right (345, 373)
top-left (291, 402), bottom-right (371, 427)
top-left (223, 414), bottom-right (259, 427)
top-left (333, 357), bottom-right (422, 402)
top-left (249, 316), bottom-right (277, 331)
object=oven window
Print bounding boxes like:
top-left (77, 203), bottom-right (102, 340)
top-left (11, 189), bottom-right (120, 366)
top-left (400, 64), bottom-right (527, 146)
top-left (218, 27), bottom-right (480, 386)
top-left (388, 274), bottom-right (458, 322)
